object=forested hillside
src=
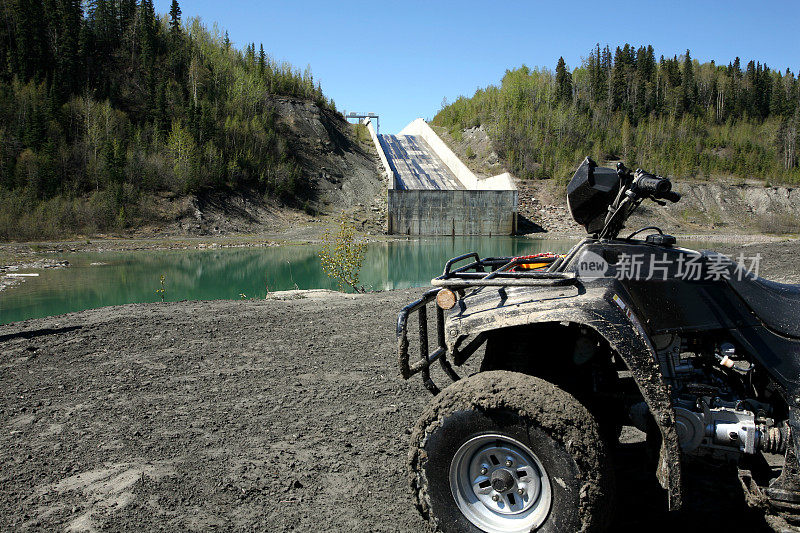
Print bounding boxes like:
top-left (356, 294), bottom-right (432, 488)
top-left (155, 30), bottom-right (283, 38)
top-left (434, 45), bottom-right (799, 184)
top-left (0, 0), bottom-right (339, 239)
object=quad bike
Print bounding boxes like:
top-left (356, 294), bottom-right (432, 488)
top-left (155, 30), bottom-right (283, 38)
top-left (397, 157), bottom-right (800, 532)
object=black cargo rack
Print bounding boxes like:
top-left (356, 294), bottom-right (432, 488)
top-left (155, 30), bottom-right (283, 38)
top-left (431, 252), bottom-right (576, 288)
top-left (397, 249), bottom-right (581, 394)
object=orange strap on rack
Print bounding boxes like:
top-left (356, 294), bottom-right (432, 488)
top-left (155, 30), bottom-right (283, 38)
top-left (512, 252), bottom-right (562, 271)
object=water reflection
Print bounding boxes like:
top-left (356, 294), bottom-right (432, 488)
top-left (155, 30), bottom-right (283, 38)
top-left (379, 237), bottom-right (576, 290)
top-left (0, 237), bottom-right (575, 324)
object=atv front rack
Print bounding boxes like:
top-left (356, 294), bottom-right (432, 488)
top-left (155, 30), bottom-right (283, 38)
top-left (397, 251), bottom-right (579, 394)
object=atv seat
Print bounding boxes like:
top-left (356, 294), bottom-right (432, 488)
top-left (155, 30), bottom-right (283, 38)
top-left (728, 274), bottom-right (800, 339)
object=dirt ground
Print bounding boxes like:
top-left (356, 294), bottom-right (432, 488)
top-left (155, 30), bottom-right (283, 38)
top-left (1, 241), bottom-right (799, 531)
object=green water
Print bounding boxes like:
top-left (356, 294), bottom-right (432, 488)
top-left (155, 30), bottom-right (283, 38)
top-left (1, 236), bottom-right (580, 325)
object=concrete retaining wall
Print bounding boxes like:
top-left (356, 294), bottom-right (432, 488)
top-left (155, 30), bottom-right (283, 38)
top-left (388, 189), bottom-right (518, 235)
top-left (476, 171), bottom-right (516, 190)
top-left (364, 118), bottom-right (395, 189)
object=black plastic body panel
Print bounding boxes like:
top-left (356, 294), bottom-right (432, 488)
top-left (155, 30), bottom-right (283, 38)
top-left (567, 158), bottom-right (621, 234)
top-left (566, 240), bottom-right (800, 397)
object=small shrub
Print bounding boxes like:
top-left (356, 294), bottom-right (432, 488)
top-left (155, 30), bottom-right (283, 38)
top-left (353, 123), bottom-right (371, 144)
top-left (318, 213), bottom-right (366, 293)
top-left (155, 275), bottom-right (166, 301)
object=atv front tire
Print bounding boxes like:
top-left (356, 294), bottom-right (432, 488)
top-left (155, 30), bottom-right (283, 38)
top-left (408, 371), bottom-right (613, 533)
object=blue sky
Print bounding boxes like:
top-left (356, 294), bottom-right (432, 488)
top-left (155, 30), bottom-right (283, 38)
top-left (155, 0), bottom-right (800, 134)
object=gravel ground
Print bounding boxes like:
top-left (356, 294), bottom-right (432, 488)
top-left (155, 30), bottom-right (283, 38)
top-left (1, 241), bottom-right (799, 531)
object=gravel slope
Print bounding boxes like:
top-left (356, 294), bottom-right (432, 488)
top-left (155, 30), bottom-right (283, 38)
top-left (2, 240), bottom-right (798, 531)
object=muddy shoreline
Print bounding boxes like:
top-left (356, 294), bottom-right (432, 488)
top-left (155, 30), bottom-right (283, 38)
top-left (0, 229), bottom-right (791, 255)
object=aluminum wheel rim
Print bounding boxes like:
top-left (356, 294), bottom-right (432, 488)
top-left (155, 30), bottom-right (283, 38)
top-left (449, 434), bottom-right (551, 533)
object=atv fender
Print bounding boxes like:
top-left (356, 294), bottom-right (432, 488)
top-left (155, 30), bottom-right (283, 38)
top-left (792, 408), bottom-right (800, 463)
top-left (444, 285), bottom-right (683, 510)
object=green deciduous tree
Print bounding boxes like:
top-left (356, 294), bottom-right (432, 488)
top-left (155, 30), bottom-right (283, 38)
top-left (167, 120), bottom-right (198, 192)
top-left (318, 212), bottom-right (366, 293)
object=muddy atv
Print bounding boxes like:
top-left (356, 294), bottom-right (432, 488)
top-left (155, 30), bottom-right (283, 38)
top-left (397, 157), bottom-right (800, 532)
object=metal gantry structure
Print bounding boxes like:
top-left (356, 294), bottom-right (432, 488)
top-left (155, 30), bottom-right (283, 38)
top-left (344, 112), bottom-right (380, 133)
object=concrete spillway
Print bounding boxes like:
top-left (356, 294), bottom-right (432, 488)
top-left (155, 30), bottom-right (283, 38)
top-left (364, 118), bottom-right (517, 235)
top-left (379, 135), bottom-right (464, 191)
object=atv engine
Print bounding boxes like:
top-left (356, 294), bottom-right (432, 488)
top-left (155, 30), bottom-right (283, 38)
top-left (630, 334), bottom-right (790, 458)
top-left (671, 396), bottom-right (787, 456)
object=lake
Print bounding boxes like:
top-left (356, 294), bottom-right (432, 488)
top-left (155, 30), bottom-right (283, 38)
top-left (0, 236), bottom-right (719, 325)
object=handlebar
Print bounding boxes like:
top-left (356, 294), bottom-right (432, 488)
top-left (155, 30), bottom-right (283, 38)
top-left (633, 170), bottom-right (680, 202)
top-left (594, 161), bottom-right (682, 239)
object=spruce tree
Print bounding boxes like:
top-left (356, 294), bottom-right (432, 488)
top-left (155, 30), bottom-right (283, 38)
top-left (61, 0), bottom-right (83, 91)
top-left (601, 45), bottom-right (612, 105)
top-left (555, 57), bottom-right (572, 104)
top-left (169, 0), bottom-right (182, 36)
top-left (682, 49), bottom-right (696, 114)
top-left (610, 46), bottom-right (626, 111)
top-left (644, 45), bottom-right (656, 82)
top-left (745, 60), bottom-right (757, 116)
top-left (590, 43), bottom-right (606, 102)
top-left (787, 69), bottom-right (798, 112)
top-left (14, 0), bottom-right (49, 80)
top-left (119, 0), bottom-right (137, 29)
top-left (137, 0), bottom-right (156, 66)
top-left (167, 0), bottom-right (185, 79)
top-left (757, 63), bottom-right (771, 118)
top-left (772, 73), bottom-right (787, 117)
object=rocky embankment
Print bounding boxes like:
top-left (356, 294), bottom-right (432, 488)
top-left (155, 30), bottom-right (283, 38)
top-left (437, 125), bottom-right (800, 237)
top-left (516, 178), bottom-right (800, 237)
top-left (639, 181), bottom-right (800, 235)
top-left (138, 96), bottom-right (387, 238)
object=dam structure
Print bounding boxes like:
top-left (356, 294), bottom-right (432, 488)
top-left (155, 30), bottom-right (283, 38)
top-left (364, 118), bottom-right (518, 235)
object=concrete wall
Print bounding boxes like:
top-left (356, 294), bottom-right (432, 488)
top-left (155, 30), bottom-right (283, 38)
top-left (388, 189), bottom-right (518, 235)
top-left (398, 118), bottom-right (515, 191)
top-left (363, 118), bottom-right (396, 189)
top-left (476, 172), bottom-right (516, 191)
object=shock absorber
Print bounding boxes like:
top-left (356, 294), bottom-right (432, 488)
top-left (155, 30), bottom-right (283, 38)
top-left (759, 425), bottom-right (791, 454)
